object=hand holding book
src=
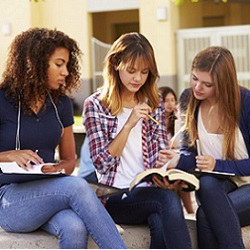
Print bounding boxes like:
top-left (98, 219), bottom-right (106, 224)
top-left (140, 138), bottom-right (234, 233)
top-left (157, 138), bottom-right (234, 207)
top-left (129, 167), bottom-right (199, 192)
top-left (152, 175), bottom-right (190, 192)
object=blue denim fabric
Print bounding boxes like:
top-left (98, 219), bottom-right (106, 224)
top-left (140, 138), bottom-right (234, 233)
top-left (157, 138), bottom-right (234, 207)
top-left (0, 176), bottom-right (126, 249)
top-left (77, 136), bottom-right (96, 178)
top-left (196, 175), bottom-right (245, 249)
top-left (83, 171), bottom-right (98, 183)
top-left (106, 186), bottom-right (192, 249)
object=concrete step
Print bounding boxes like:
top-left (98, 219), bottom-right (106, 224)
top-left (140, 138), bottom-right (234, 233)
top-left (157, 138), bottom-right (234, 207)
top-left (0, 219), bottom-right (195, 249)
top-left (1, 219), bottom-right (250, 249)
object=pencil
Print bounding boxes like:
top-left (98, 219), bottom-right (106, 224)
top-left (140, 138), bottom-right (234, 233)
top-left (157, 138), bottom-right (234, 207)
top-left (147, 114), bottom-right (159, 125)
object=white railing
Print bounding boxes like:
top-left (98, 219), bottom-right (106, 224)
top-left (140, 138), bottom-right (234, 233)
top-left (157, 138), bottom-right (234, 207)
top-left (176, 25), bottom-right (250, 94)
top-left (91, 37), bottom-right (111, 91)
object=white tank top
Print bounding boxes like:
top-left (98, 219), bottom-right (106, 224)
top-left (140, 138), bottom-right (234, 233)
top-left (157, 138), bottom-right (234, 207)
top-left (198, 108), bottom-right (249, 186)
top-left (113, 108), bottom-right (144, 188)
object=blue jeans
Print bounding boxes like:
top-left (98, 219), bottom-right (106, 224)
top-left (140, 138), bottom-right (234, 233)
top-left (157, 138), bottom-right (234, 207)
top-left (106, 186), bottom-right (192, 249)
top-left (83, 171), bottom-right (98, 183)
top-left (196, 175), bottom-right (250, 249)
top-left (0, 176), bottom-right (126, 249)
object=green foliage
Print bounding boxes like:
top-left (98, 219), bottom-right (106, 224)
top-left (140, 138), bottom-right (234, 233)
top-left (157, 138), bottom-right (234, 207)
top-left (174, 0), bottom-right (185, 5)
top-left (30, 0), bottom-right (44, 2)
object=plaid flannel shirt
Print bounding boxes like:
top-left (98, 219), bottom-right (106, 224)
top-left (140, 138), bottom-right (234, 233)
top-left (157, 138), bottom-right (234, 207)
top-left (83, 91), bottom-right (168, 187)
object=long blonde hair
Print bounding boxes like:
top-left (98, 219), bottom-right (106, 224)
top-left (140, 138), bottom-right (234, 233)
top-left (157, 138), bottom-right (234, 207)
top-left (185, 46), bottom-right (241, 160)
top-left (100, 32), bottom-right (159, 115)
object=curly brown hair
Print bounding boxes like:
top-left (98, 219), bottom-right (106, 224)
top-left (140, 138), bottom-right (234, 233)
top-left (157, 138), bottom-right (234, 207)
top-left (0, 27), bottom-right (82, 114)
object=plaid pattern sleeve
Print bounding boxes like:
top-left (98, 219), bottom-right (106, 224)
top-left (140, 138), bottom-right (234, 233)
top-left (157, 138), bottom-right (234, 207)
top-left (83, 92), bottom-right (119, 186)
top-left (144, 99), bottom-right (168, 169)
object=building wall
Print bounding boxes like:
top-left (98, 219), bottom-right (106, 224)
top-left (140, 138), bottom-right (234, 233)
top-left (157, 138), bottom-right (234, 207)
top-left (92, 10), bottom-right (139, 44)
top-left (140, 0), bottom-right (180, 90)
top-left (241, 4), bottom-right (250, 24)
top-left (1, 0), bottom-right (250, 95)
top-left (0, 0), bottom-right (31, 77)
top-left (29, 0), bottom-right (91, 79)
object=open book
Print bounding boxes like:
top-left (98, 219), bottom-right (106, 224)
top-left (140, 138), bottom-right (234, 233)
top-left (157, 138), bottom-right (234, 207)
top-left (88, 182), bottom-right (126, 199)
top-left (0, 162), bottom-right (65, 184)
top-left (129, 168), bottom-right (199, 192)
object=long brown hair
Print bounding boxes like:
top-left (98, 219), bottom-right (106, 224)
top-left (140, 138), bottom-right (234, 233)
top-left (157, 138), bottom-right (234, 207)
top-left (100, 32), bottom-right (159, 115)
top-left (159, 86), bottom-right (177, 137)
top-left (0, 27), bottom-right (81, 114)
top-left (185, 46), bottom-right (241, 160)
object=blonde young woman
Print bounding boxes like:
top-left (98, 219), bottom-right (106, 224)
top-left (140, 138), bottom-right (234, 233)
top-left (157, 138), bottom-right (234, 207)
top-left (83, 32), bottom-right (192, 248)
top-left (156, 46), bottom-right (250, 248)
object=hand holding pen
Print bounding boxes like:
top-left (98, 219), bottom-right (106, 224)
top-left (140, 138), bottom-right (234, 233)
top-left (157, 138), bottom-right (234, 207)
top-left (26, 150), bottom-right (44, 168)
top-left (195, 139), bottom-right (216, 171)
top-left (5, 149), bottom-right (43, 170)
top-left (126, 102), bottom-right (153, 129)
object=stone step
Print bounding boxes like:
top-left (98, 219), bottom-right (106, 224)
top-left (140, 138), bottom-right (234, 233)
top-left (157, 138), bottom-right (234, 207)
top-left (0, 219), bottom-right (194, 249)
top-left (1, 219), bottom-right (250, 249)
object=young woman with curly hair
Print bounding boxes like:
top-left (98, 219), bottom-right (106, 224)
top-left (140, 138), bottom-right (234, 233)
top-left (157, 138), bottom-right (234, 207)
top-left (0, 27), bottom-right (126, 249)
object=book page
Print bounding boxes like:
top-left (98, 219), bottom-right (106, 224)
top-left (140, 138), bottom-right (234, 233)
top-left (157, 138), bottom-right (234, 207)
top-left (168, 171), bottom-right (199, 191)
top-left (0, 162), bottom-right (57, 174)
top-left (161, 154), bottom-right (180, 171)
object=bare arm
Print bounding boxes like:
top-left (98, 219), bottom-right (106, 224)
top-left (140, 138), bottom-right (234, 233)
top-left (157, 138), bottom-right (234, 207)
top-left (57, 125), bottom-right (76, 174)
top-left (42, 126), bottom-right (76, 174)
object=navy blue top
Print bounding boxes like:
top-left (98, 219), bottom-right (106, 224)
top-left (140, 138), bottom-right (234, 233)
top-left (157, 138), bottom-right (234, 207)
top-left (177, 89), bottom-right (250, 175)
top-left (0, 89), bottom-right (74, 163)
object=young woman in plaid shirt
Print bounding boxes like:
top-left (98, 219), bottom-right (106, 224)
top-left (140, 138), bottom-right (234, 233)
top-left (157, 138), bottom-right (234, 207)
top-left (83, 32), bottom-right (191, 248)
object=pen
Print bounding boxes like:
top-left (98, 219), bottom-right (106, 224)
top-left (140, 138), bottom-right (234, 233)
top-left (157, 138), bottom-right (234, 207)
top-left (27, 150), bottom-right (39, 165)
top-left (196, 139), bottom-right (201, 155)
top-left (147, 114), bottom-right (159, 125)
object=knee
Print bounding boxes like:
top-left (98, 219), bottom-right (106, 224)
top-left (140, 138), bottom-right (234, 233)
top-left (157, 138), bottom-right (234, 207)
top-left (57, 176), bottom-right (99, 207)
top-left (63, 176), bottom-right (95, 197)
top-left (53, 210), bottom-right (88, 248)
top-left (64, 218), bottom-right (87, 237)
top-left (60, 221), bottom-right (88, 248)
top-left (158, 189), bottom-right (183, 213)
top-left (198, 176), bottom-right (221, 194)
